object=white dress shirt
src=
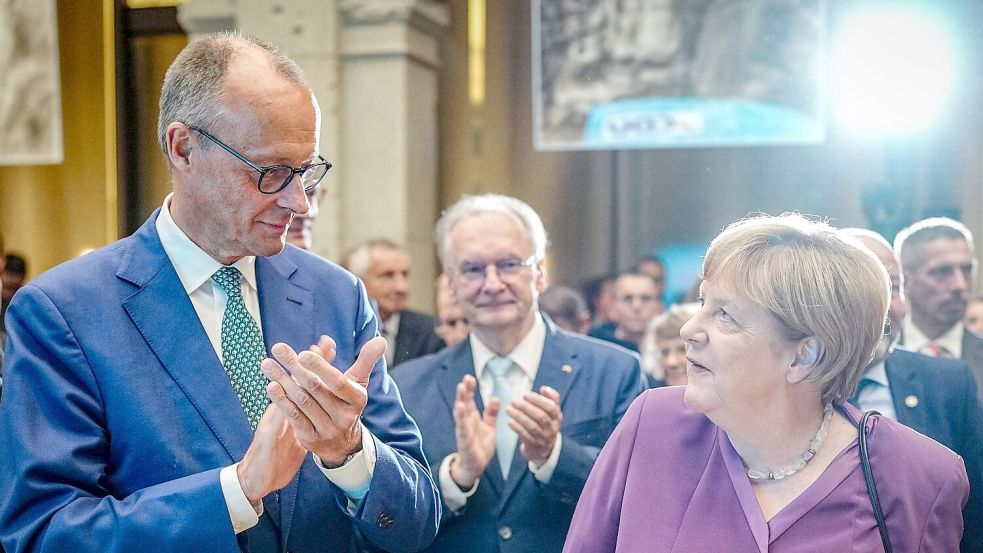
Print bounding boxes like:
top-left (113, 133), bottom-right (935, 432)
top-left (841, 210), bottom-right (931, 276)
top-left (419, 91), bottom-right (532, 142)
top-left (904, 319), bottom-right (963, 358)
top-left (155, 195), bottom-right (376, 533)
top-left (855, 360), bottom-right (897, 420)
top-left (438, 315), bottom-right (563, 511)
top-left (382, 312), bottom-right (401, 367)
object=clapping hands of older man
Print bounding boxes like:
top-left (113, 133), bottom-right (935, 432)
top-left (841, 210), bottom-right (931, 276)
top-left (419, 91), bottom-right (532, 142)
top-left (508, 386), bottom-right (563, 467)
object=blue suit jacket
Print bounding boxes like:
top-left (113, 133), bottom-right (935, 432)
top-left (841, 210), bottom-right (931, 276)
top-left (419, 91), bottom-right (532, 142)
top-left (885, 348), bottom-right (983, 552)
top-left (393, 319), bottom-right (646, 553)
top-left (0, 213), bottom-right (439, 553)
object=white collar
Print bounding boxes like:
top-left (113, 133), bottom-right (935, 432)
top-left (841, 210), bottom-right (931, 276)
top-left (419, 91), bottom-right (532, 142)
top-left (471, 315), bottom-right (546, 382)
top-left (384, 312), bottom-right (401, 335)
top-left (861, 359), bottom-right (889, 387)
top-left (155, 193), bottom-right (258, 295)
top-left (903, 318), bottom-right (963, 357)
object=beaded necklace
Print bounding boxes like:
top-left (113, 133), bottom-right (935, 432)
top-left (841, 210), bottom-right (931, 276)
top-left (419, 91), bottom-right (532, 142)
top-left (745, 402), bottom-right (834, 481)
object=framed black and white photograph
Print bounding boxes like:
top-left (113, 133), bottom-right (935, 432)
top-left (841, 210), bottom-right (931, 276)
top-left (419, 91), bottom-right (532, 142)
top-left (0, 0), bottom-right (63, 165)
top-left (532, 0), bottom-right (826, 151)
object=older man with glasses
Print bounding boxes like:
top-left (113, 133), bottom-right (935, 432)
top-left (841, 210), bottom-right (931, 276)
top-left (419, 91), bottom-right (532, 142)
top-left (0, 33), bottom-right (438, 553)
top-left (393, 194), bottom-right (646, 553)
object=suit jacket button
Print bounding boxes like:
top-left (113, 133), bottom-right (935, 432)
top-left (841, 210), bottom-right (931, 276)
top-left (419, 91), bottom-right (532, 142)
top-left (377, 512), bottom-right (395, 529)
top-left (498, 526), bottom-right (512, 540)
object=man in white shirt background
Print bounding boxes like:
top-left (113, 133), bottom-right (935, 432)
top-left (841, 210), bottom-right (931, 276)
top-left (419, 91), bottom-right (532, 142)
top-left (343, 238), bottom-right (444, 369)
top-left (895, 217), bottom-right (983, 401)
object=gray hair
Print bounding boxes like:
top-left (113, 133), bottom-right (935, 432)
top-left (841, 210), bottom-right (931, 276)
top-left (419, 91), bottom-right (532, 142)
top-left (435, 194), bottom-right (548, 268)
top-left (341, 238), bottom-right (404, 278)
top-left (157, 31), bottom-right (307, 161)
top-left (539, 285), bottom-right (588, 327)
top-left (894, 217), bottom-right (975, 274)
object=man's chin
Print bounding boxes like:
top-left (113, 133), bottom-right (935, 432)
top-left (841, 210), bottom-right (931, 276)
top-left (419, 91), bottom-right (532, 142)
top-left (253, 238), bottom-right (287, 258)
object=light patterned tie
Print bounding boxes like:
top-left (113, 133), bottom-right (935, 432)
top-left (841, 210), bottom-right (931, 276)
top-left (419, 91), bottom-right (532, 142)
top-left (212, 266), bottom-right (270, 430)
top-left (486, 356), bottom-right (520, 479)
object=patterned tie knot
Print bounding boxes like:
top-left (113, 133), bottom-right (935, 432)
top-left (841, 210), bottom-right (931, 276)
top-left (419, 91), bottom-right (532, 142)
top-left (212, 266), bottom-right (244, 299)
top-left (921, 342), bottom-right (953, 358)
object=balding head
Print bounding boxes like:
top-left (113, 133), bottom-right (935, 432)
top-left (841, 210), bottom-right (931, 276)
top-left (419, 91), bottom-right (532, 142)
top-left (842, 228), bottom-right (904, 364)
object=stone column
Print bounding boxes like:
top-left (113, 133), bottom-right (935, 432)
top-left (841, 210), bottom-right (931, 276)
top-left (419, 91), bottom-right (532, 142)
top-left (338, 0), bottom-right (448, 310)
top-left (178, 0), bottom-right (447, 310)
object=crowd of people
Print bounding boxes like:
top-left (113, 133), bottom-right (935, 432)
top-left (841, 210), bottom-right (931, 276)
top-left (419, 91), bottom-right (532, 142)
top-left (0, 33), bottom-right (980, 553)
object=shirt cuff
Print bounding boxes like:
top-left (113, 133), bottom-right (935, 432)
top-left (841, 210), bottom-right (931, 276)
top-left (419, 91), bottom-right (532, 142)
top-left (439, 453), bottom-right (479, 512)
top-left (529, 433), bottom-right (563, 484)
top-left (220, 463), bottom-right (263, 534)
top-left (313, 425), bottom-right (377, 502)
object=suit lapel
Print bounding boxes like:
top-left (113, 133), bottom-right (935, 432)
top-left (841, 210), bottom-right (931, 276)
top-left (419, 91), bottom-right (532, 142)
top-left (394, 314), bottom-right (414, 366)
top-left (962, 331), bottom-right (983, 396)
top-left (886, 353), bottom-right (928, 432)
top-left (118, 213), bottom-right (253, 464)
top-left (254, 253), bottom-right (314, 547)
top-left (499, 322), bottom-right (581, 512)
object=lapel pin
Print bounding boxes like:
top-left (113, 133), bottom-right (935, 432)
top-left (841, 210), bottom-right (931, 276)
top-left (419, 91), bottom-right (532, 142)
top-left (904, 395), bottom-right (919, 408)
top-left (561, 364), bottom-right (573, 374)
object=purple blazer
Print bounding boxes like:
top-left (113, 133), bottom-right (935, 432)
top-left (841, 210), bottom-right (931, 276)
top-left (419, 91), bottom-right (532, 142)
top-left (564, 387), bottom-right (969, 553)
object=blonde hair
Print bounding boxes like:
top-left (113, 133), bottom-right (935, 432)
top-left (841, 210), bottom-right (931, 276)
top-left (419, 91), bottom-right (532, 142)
top-left (702, 213), bottom-right (890, 404)
top-left (640, 302), bottom-right (699, 380)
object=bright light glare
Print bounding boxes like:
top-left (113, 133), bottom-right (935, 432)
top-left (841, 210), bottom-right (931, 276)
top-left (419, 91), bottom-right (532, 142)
top-left (832, 5), bottom-right (957, 136)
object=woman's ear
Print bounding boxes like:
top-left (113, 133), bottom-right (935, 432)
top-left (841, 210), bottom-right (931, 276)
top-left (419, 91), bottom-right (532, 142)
top-left (788, 336), bottom-right (825, 383)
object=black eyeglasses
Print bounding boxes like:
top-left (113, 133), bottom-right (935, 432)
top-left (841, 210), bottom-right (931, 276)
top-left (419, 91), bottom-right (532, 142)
top-left (188, 125), bottom-right (332, 194)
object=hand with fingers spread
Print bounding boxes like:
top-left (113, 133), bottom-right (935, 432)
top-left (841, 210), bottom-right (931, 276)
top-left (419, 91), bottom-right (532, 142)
top-left (261, 334), bottom-right (388, 467)
top-left (450, 374), bottom-right (499, 489)
top-left (508, 385), bottom-right (563, 467)
top-left (237, 404), bottom-right (308, 504)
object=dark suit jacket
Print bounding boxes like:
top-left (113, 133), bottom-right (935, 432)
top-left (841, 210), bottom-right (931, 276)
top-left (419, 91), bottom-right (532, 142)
top-left (962, 329), bottom-right (983, 404)
top-left (0, 212), bottom-right (439, 553)
top-left (886, 348), bottom-right (983, 552)
top-left (393, 319), bottom-right (646, 553)
top-left (392, 309), bottom-right (444, 368)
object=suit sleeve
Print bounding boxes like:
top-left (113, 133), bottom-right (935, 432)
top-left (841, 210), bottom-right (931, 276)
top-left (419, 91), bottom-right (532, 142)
top-left (918, 456), bottom-right (970, 553)
top-left (539, 354), bottom-right (647, 505)
top-left (955, 368), bottom-right (983, 553)
top-left (561, 391), bottom-right (647, 553)
top-left (339, 280), bottom-right (440, 552)
top-left (0, 286), bottom-right (242, 553)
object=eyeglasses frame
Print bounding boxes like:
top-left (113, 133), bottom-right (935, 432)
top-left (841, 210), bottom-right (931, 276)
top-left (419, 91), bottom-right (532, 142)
top-left (453, 254), bottom-right (539, 285)
top-left (187, 124), bottom-right (332, 195)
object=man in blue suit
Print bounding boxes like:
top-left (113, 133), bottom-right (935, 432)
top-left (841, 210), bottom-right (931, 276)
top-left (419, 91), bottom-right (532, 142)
top-left (0, 33), bottom-right (438, 553)
top-left (394, 195), bottom-right (646, 553)
top-left (848, 229), bottom-right (982, 553)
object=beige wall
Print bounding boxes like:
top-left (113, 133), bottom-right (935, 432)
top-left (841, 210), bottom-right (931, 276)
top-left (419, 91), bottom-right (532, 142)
top-left (0, 0), bottom-right (116, 279)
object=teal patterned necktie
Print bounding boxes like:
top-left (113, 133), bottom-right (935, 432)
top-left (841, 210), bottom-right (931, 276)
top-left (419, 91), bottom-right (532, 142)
top-left (212, 266), bottom-right (269, 429)
top-left (486, 356), bottom-right (520, 478)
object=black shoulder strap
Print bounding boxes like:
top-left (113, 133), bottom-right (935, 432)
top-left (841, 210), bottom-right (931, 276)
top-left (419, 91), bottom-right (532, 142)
top-left (859, 410), bottom-right (892, 553)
